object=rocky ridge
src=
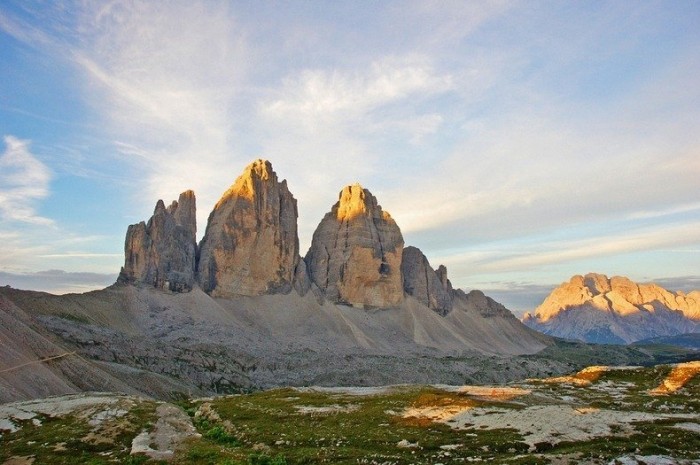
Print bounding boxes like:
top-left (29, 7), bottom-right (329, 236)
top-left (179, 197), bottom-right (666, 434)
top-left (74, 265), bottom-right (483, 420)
top-left (118, 159), bottom-right (487, 314)
top-left (1, 158), bottom-right (569, 404)
top-left (523, 273), bottom-right (700, 344)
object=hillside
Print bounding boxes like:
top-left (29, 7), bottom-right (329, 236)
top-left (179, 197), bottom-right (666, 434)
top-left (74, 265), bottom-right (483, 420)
top-left (523, 273), bottom-right (700, 344)
top-left (0, 283), bottom-right (554, 404)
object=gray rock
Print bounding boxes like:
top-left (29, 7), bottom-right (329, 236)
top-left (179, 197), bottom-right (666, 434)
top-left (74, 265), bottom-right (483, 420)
top-left (197, 159), bottom-right (299, 297)
top-left (119, 190), bottom-right (197, 292)
top-left (305, 184), bottom-right (404, 308)
top-left (401, 246), bottom-right (453, 315)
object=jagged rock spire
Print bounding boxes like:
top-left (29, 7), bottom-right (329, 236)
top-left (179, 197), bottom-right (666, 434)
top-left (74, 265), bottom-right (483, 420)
top-left (305, 184), bottom-right (404, 308)
top-left (119, 190), bottom-right (197, 292)
top-left (197, 159), bottom-right (300, 297)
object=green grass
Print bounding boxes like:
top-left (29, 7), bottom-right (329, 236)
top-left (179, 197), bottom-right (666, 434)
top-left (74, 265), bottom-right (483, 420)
top-left (0, 399), bottom-right (161, 465)
top-left (173, 386), bottom-right (530, 464)
top-left (2, 362), bottom-right (698, 464)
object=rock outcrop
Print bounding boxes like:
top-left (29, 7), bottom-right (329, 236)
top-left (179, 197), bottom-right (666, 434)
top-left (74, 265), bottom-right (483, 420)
top-left (119, 191), bottom-right (197, 292)
top-left (305, 184), bottom-right (404, 308)
top-left (401, 246), bottom-right (453, 315)
top-left (523, 273), bottom-right (700, 344)
top-left (197, 159), bottom-right (299, 297)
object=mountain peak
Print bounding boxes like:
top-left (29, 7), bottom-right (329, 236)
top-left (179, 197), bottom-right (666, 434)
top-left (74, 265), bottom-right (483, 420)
top-left (523, 273), bottom-right (700, 344)
top-left (335, 183), bottom-right (383, 221)
top-left (306, 184), bottom-right (404, 308)
top-left (215, 159), bottom-right (276, 204)
top-left (198, 159), bottom-right (299, 297)
top-left (119, 190), bottom-right (197, 292)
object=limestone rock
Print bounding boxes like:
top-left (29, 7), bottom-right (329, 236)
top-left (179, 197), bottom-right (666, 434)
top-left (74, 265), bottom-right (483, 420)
top-left (197, 159), bottom-right (299, 297)
top-left (305, 184), bottom-right (404, 308)
top-left (119, 191), bottom-right (197, 292)
top-left (401, 246), bottom-right (453, 315)
top-left (523, 273), bottom-right (700, 344)
top-left (293, 258), bottom-right (311, 296)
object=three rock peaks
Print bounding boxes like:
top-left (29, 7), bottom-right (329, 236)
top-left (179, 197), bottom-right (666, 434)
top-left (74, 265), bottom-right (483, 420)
top-left (119, 159), bottom-right (454, 312)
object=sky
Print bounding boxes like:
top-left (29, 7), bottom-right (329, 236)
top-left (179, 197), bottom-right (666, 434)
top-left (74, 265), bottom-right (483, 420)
top-left (1, 1), bottom-right (699, 315)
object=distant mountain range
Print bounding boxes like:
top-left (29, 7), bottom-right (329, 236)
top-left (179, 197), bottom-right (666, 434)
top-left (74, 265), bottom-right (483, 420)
top-left (522, 273), bottom-right (700, 344)
top-left (633, 333), bottom-right (700, 350)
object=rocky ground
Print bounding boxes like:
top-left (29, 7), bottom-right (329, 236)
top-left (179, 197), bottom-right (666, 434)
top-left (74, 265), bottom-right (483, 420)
top-left (1, 362), bottom-right (698, 464)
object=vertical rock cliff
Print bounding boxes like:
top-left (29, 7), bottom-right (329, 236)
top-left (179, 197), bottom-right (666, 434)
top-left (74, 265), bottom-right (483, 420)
top-left (305, 184), bottom-right (404, 308)
top-left (119, 190), bottom-right (197, 292)
top-left (401, 246), bottom-right (453, 315)
top-left (197, 159), bottom-right (299, 297)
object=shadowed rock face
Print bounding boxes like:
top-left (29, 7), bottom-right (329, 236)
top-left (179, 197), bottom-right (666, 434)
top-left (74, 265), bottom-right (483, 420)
top-left (402, 246), bottom-right (453, 315)
top-left (197, 159), bottom-right (299, 297)
top-left (119, 191), bottom-right (197, 292)
top-left (305, 184), bottom-right (404, 308)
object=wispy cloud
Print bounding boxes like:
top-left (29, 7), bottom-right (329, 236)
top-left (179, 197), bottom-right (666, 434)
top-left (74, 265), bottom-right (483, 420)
top-left (434, 221), bottom-right (700, 276)
top-left (0, 136), bottom-right (53, 225)
top-left (65, 1), bottom-right (254, 226)
top-left (263, 57), bottom-right (452, 127)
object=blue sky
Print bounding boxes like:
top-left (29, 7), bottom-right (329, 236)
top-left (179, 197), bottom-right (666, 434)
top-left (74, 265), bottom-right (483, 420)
top-left (1, 1), bottom-right (699, 314)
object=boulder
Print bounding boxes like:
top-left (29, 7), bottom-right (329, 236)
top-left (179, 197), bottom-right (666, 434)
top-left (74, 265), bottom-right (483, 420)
top-left (119, 190), bottom-right (197, 292)
top-left (305, 184), bottom-right (404, 308)
top-left (197, 159), bottom-right (299, 297)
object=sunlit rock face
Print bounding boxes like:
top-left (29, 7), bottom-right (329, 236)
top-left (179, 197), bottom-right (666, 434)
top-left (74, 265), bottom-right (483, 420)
top-left (119, 190), bottom-right (197, 292)
top-left (523, 273), bottom-right (700, 344)
top-left (402, 246), bottom-right (453, 315)
top-left (305, 184), bottom-right (404, 308)
top-left (197, 159), bottom-right (299, 297)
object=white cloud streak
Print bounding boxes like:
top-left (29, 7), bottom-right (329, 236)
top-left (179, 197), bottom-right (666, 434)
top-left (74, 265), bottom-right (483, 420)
top-left (67, 0), bottom-right (253, 228)
top-left (0, 136), bottom-right (53, 225)
top-left (436, 221), bottom-right (700, 276)
top-left (263, 57), bottom-right (452, 126)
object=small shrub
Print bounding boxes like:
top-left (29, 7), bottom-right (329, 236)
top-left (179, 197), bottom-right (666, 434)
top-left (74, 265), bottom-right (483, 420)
top-left (122, 455), bottom-right (149, 465)
top-left (204, 425), bottom-right (239, 446)
top-left (187, 445), bottom-right (219, 461)
top-left (247, 453), bottom-right (287, 465)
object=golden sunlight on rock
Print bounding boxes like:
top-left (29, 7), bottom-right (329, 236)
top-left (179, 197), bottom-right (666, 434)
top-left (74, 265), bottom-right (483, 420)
top-left (537, 365), bottom-right (613, 386)
top-left (306, 183), bottom-right (404, 308)
top-left (401, 393), bottom-right (475, 423)
top-left (650, 361), bottom-right (700, 395)
top-left (453, 385), bottom-right (531, 401)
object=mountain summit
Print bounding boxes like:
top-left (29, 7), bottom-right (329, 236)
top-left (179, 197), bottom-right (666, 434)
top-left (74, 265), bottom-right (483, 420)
top-left (197, 159), bottom-right (301, 297)
top-left (523, 273), bottom-right (700, 344)
top-left (305, 183), bottom-right (404, 308)
top-left (119, 190), bottom-right (197, 292)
